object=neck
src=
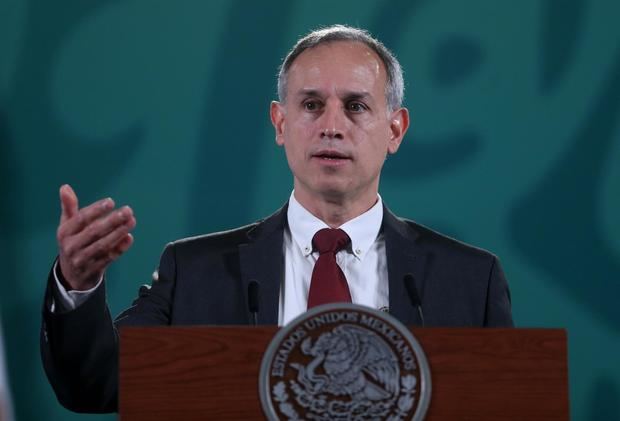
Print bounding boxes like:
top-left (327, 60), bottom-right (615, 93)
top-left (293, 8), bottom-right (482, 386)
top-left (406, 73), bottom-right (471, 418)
top-left (293, 189), bottom-right (379, 228)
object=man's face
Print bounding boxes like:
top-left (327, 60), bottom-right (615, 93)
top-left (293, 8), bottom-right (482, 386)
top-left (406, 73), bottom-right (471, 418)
top-left (271, 41), bottom-right (409, 207)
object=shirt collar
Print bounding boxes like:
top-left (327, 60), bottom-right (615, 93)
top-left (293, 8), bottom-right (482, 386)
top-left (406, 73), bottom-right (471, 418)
top-left (287, 191), bottom-right (383, 261)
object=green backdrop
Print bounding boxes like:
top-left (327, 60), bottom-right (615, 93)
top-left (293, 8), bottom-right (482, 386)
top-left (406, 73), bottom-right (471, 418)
top-left (1, 1), bottom-right (619, 419)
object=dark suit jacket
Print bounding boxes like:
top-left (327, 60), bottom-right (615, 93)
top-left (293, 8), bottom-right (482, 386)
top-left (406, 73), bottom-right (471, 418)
top-left (41, 204), bottom-right (513, 413)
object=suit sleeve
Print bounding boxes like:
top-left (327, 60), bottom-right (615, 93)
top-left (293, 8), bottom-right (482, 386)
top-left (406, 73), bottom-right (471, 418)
top-left (40, 268), bottom-right (118, 413)
top-left (484, 256), bottom-right (514, 327)
top-left (40, 243), bottom-right (177, 413)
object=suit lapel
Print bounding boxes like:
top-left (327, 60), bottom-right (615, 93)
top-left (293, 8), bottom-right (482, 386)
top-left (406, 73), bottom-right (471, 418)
top-left (383, 207), bottom-right (428, 326)
top-left (238, 204), bottom-right (426, 326)
top-left (239, 205), bottom-right (288, 325)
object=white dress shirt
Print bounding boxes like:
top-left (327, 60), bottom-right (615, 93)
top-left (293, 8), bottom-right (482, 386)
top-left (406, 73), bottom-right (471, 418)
top-left (53, 193), bottom-right (390, 326)
top-left (51, 260), bottom-right (100, 312)
top-left (279, 192), bottom-right (388, 325)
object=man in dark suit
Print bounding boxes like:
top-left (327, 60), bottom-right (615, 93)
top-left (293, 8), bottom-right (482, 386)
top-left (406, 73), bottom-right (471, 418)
top-left (42, 25), bottom-right (513, 413)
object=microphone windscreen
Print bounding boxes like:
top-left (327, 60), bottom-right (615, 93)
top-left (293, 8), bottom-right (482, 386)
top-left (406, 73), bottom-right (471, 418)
top-left (248, 280), bottom-right (260, 313)
top-left (403, 273), bottom-right (421, 307)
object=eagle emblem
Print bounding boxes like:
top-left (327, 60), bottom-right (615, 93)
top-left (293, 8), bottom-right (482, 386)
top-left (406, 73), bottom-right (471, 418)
top-left (259, 304), bottom-right (431, 421)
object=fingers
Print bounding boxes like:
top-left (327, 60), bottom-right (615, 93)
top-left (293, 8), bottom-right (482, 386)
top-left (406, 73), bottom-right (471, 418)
top-left (67, 206), bottom-right (134, 252)
top-left (73, 233), bottom-right (135, 282)
top-left (55, 185), bottom-right (136, 290)
top-left (76, 213), bottom-right (136, 264)
top-left (110, 233), bottom-right (134, 260)
top-left (58, 197), bottom-right (116, 239)
top-left (59, 216), bottom-right (136, 291)
top-left (95, 233), bottom-right (134, 270)
top-left (59, 184), bottom-right (79, 224)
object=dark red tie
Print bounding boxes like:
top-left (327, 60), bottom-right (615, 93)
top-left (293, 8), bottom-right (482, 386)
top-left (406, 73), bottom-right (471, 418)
top-left (307, 228), bottom-right (352, 308)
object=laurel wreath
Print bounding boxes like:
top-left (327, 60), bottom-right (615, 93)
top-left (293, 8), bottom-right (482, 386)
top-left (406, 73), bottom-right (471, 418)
top-left (271, 373), bottom-right (418, 421)
top-left (273, 381), bottom-right (300, 420)
top-left (387, 374), bottom-right (417, 421)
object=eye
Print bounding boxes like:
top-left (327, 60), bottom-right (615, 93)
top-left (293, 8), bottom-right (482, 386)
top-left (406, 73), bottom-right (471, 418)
top-left (346, 101), bottom-right (367, 113)
top-left (303, 100), bottom-right (322, 111)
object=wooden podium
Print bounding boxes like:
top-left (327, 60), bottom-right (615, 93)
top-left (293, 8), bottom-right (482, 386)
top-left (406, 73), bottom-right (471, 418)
top-left (119, 327), bottom-right (568, 420)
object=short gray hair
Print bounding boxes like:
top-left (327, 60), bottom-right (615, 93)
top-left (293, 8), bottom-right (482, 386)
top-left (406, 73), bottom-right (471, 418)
top-left (277, 25), bottom-right (405, 111)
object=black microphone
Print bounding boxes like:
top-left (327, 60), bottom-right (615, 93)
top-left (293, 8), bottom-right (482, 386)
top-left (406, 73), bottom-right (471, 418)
top-left (248, 280), bottom-right (260, 326)
top-left (403, 273), bottom-right (425, 327)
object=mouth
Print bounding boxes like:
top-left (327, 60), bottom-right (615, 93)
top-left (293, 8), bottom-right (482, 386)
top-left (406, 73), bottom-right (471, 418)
top-left (312, 150), bottom-right (351, 163)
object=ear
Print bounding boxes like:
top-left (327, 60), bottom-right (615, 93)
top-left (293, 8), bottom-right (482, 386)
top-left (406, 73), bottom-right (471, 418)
top-left (270, 101), bottom-right (286, 146)
top-left (387, 107), bottom-right (410, 155)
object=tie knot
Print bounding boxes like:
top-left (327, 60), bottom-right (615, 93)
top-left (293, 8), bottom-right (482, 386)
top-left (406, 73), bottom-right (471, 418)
top-left (312, 228), bottom-right (350, 254)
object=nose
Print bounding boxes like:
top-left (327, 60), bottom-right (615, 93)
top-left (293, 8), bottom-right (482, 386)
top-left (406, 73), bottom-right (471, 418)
top-left (320, 127), bottom-right (342, 139)
top-left (320, 102), bottom-right (345, 140)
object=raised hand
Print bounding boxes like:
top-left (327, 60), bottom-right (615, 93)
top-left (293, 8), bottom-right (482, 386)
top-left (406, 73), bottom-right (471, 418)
top-left (56, 185), bottom-right (136, 291)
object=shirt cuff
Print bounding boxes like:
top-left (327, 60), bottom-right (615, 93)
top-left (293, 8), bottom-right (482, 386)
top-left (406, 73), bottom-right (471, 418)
top-left (51, 260), bottom-right (103, 313)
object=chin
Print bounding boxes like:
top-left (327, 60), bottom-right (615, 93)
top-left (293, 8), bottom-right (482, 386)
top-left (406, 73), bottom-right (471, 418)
top-left (294, 175), bottom-right (355, 201)
top-left (314, 183), bottom-right (353, 200)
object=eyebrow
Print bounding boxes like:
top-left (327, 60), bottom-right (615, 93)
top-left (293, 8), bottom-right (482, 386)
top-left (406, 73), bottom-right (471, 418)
top-left (341, 91), bottom-right (372, 102)
top-left (294, 89), bottom-right (322, 99)
top-left (294, 89), bottom-right (373, 101)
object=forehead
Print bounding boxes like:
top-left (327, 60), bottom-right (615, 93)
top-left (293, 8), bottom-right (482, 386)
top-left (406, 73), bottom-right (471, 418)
top-left (287, 41), bottom-right (387, 99)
